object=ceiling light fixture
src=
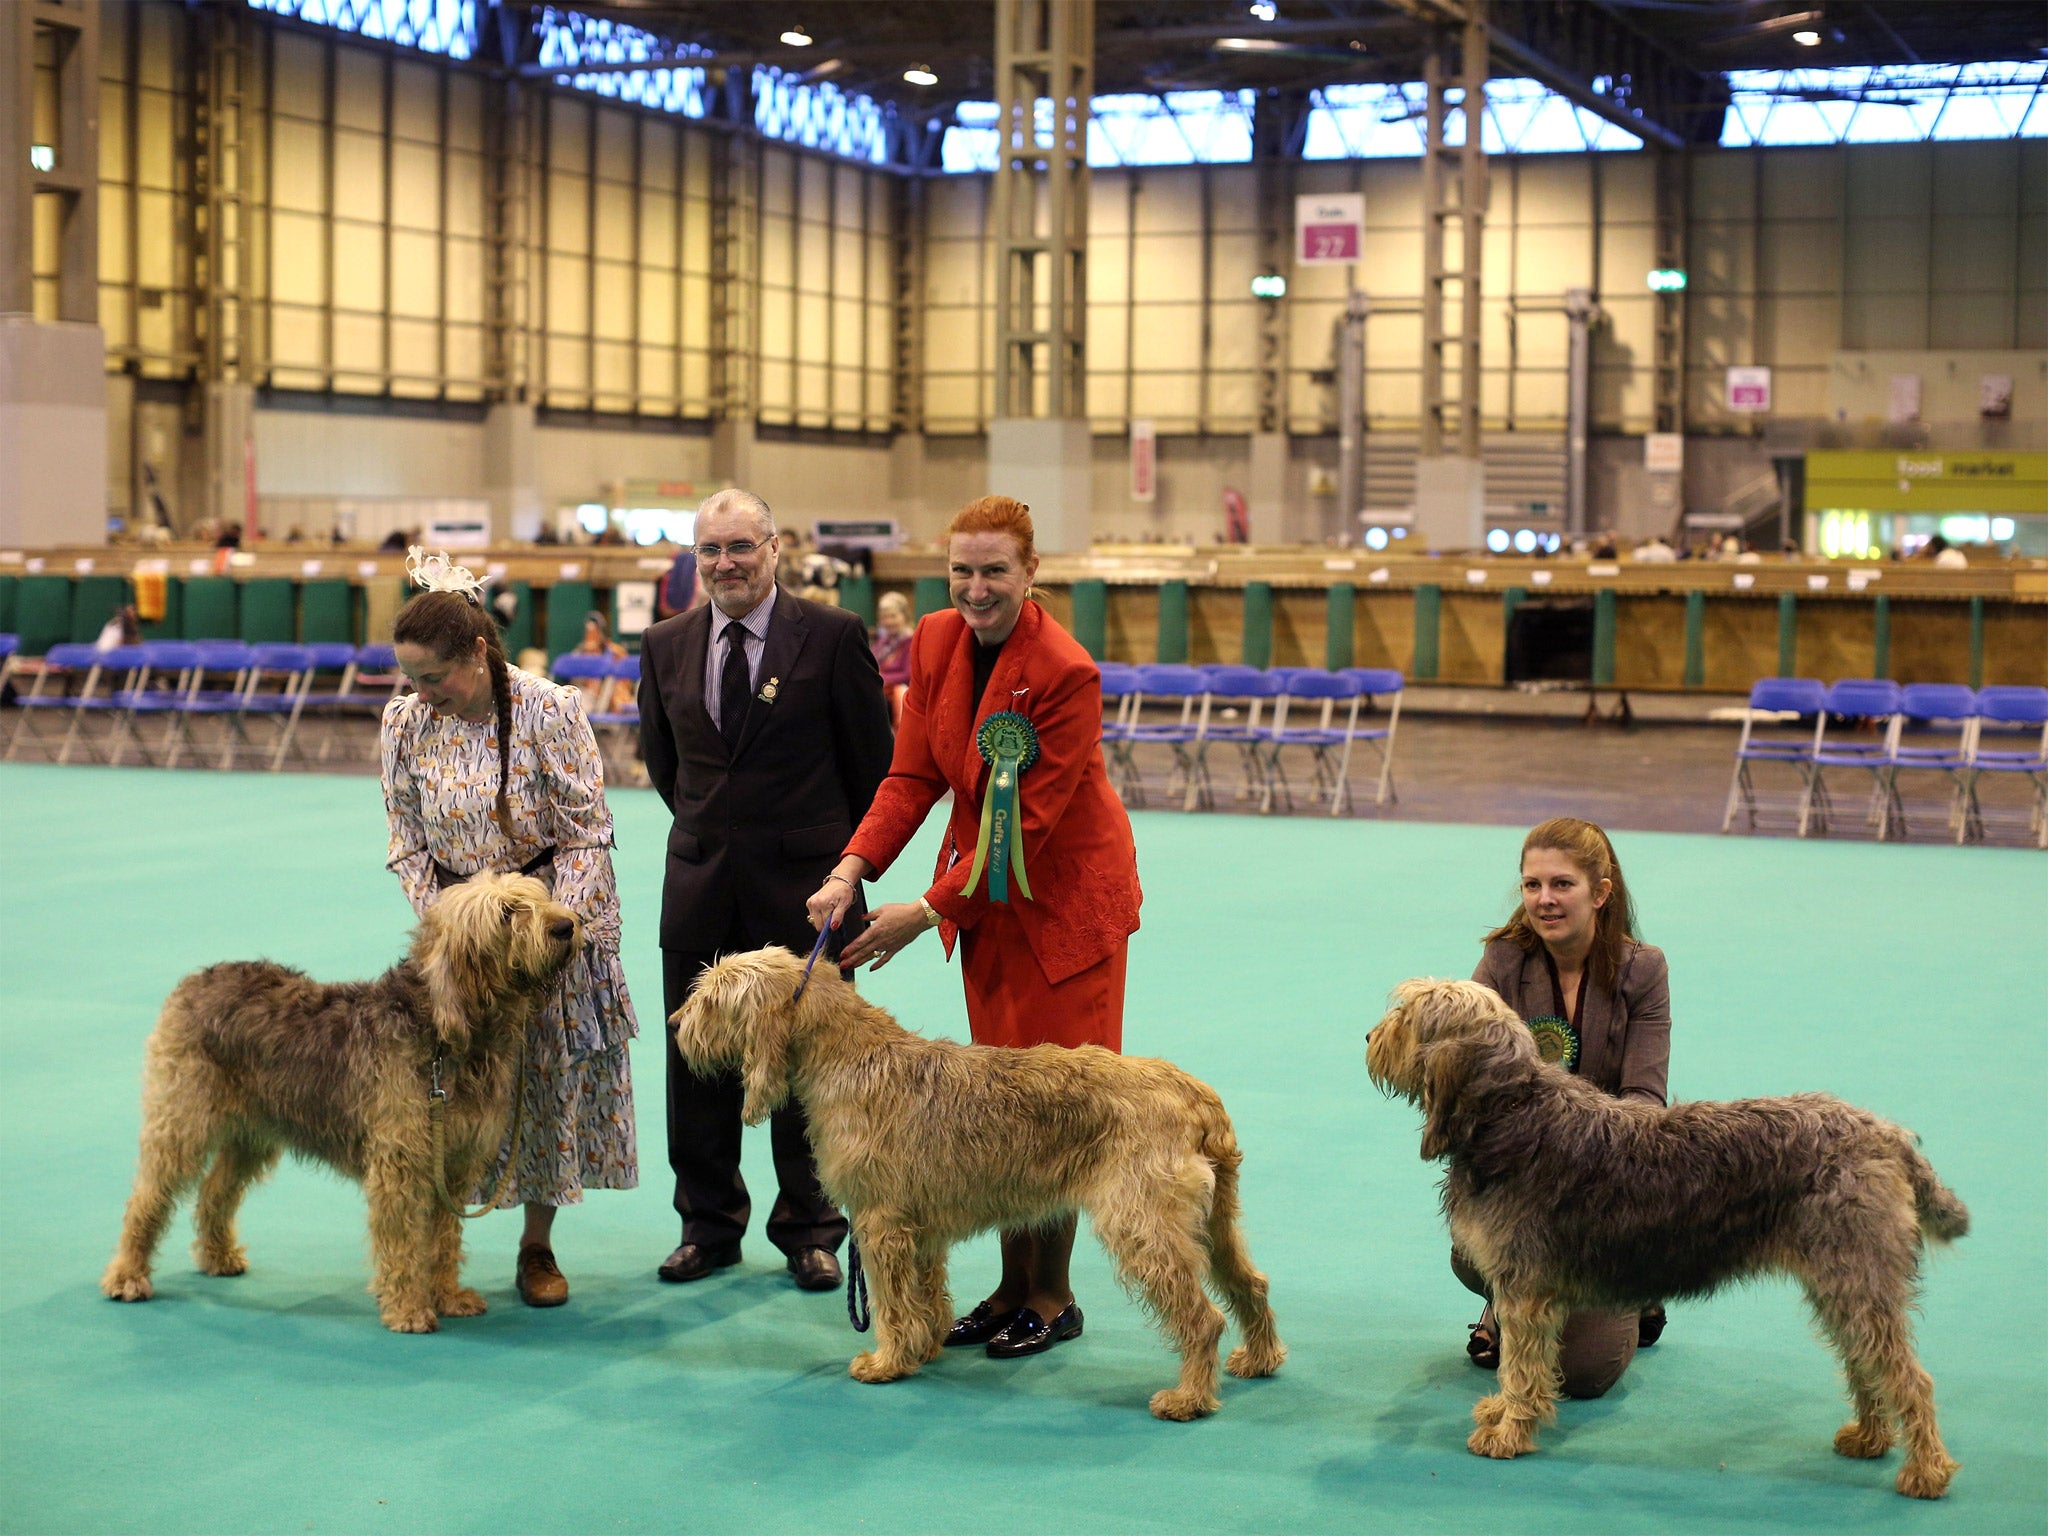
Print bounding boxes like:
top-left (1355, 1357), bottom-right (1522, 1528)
top-left (904, 64), bottom-right (937, 85)
top-left (1793, 29), bottom-right (1821, 45)
top-left (781, 26), bottom-right (813, 47)
top-left (1214, 37), bottom-right (1287, 52)
top-left (1248, 0), bottom-right (1279, 20)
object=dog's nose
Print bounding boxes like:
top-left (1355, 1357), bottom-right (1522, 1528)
top-left (550, 919), bottom-right (575, 942)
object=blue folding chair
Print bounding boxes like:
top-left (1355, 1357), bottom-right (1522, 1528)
top-left (1096, 663), bottom-right (1143, 802)
top-left (1721, 677), bottom-right (1826, 833)
top-left (296, 641), bottom-right (364, 761)
top-left (163, 641), bottom-right (255, 769)
top-left (1126, 664), bottom-right (1207, 810)
top-left (587, 652), bottom-right (641, 778)
top-left (5, 643), bottom-right (103, 762)
top-left (226, 644), bottom-right (320, 771)
top-left (53, 645), bottom-right (154, 765)
top-left (1961, 685), bottom-right (2048, 848)
top-left (1193, 665), bottom-right (1282, 810)
top-left (108, 642), bottom-right (203, 767)
top-left (1259, 669), bottom-right (1366, 816)
top-left (1876, 683), bottom-right (1976, 842)
top-left (1341, 668), bottom-right (1406, 809)
top-left (1799, 678), bottom-right (1903, 838)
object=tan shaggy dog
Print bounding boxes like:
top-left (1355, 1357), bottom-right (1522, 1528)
top-left (101, 874), bottom-right (579, 1333)
top-left (1367, 978), bottom-right (1967, 1498)
top-left (673, 946), bottom-right (1286, 1420)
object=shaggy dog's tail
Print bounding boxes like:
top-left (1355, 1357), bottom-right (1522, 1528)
top-left (1900, 1136), bottom-right (1970, 1243)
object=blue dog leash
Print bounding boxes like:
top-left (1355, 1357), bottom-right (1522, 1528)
top-left (788, 923), bottom-right (870, 1330)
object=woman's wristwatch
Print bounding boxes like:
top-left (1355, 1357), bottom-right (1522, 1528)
top-left (919, 897), bottom-right (941, 929)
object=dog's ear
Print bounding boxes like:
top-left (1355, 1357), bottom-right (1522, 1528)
top-left (737, 965), bottom-right (796, 1127)
top-left (1418, 1040), bottom-right (1473, 1160)
top-left (414, 883), bottom-right (509, 1053)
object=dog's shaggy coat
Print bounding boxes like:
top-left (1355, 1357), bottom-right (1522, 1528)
top-left (101, 874), bottom-right (580, 1332)
top-left (672, 947), bottom-right (1286, 1419)
top-left (1367, 978), bottom-right (1967, 1498)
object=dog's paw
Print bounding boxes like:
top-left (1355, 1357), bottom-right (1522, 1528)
top-left (437, 1287), bottom-right (488, 1318)
top-left (193, 1242), bottom-right (247, 1277)
top-left (1895, 1456), bottom-right (1958, 1500)
top-left (849, 1351), bottom-right (912, 1384)
top-left (1833, 1419), bottom-right (1894, 1459)
top-left (1468, 1408), bottom-right (1537, 1459)
top-left (1225, 1342), bottom-right (1286, 1378)
top-left (1148, 1387), bottom-right (1220, 1422)
top-left (1471, 1394), bottom-right (1509, 1428)
top-left (380, 1305), bottom-right (441, 1334)
top-left (100, 1267), bottom-right (153, 1302)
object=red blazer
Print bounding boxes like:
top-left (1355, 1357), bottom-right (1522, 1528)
top-left (844, 601), bottom-right (1141, 984)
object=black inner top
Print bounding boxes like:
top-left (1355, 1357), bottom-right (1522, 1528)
top-left (971, 636), bottom-right (1004, 709)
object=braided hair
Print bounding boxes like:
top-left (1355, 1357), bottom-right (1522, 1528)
top-left (392, 590), bottom-right (516, 836)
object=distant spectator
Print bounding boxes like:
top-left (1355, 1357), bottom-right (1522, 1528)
top-left (1925, 534), bottom-right (1969, 569)
top-left (573, 611), bottom-right (634, 715)
top-left (378, 528), bottom-right (411, 552)
top-left (214, 522), bottom-right (243, 551)
top-left (1631, 536), bottom-right (1677, 564)
top-left (870, 591), bottom-right (913, 726)
top-left (94, 604), bottom-right (141, 653)
top-left (658, 545), bottom-right (700, 620)
top-left (1592, 533), bottom-right (1619, 560)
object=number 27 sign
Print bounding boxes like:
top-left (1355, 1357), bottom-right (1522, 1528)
top-left (1296, 194), bottom-right (1364, 266)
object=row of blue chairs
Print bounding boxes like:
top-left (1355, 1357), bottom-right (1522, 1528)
top-left (1725, 679), bottom-right (2048, 846)
top-left (549, 651), bottom-right (642, 778)
top-left (1097, 663), bottom-right (1404, 816)
top-left (1, 639), bottom-right (402, 771)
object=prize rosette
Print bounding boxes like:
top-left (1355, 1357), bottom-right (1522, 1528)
top-left (1524, 1014), bottom-right (1580, 1072)
top-left (964, 710), bottom-right (1041, 903)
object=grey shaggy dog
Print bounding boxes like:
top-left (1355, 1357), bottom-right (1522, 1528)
top-left (1367, 978), bottom-right (1968, 1499)
top-left (101, 874), bottom-right (580, 1333)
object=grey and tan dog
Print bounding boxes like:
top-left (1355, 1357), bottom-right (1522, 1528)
top-left (673, 946), bottom-right (1286, 1420)
top-left (102, 874), bottom-right (579, 1333)
top-left (1367, 977), bottom-right (1967, 1498)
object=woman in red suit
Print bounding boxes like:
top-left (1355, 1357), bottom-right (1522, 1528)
top-left (806, 495), bottom-right (1142, 1360)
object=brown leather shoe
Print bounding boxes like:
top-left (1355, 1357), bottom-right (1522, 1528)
top-left (516, 1244), bottom-right (568, 1307)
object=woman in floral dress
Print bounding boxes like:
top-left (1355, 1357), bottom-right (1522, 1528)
top-left (381, 551), bottom-right (638, 1309)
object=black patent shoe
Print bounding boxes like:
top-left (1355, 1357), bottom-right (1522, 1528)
top-left (1637, 1305), bottom-right (1668, 1348)
top-left (945, 1300), bottom-right (1025, 1348)
top-left (986, 1303), bottom-right (1084, 1359)
top-left (1466, 1322), bottom-right (1499, 1370)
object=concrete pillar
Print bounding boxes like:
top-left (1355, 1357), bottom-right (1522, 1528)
top-left (712, 416), bottom-right (756, 493)
top-left (203, 380), bottom-right (255, 535)
top-left (1414, 455), bottom-right (1484, 553)
top-left (484, 399), bottom-right (540, 540)
top-left (1247, 430), bottom-right (1292, 544)
top-left (0, 316), bottom-right (107, 546)
top-left (888, 431), bottom-right (927, 530)
top-left (988, 418), bottom-right (1090, 554)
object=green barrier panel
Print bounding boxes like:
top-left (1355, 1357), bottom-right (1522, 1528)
top-left (0, 573), bottom-right (17, 633)
top-left (1069, 578), bottom-right (1107, 660)
top-left (69, 575), bottom-right (131, 644)
top-left (180, 576), bottom-right (238, 639)
top-left (1777, 593), bottom-right (1797, 677)
top-left (500, 580), bottom-right (534, 657)
top-left (546, 580), bottom-right (596, 662)
top-left (913, 575), bottom-right (949, 619)
top-left (1502, 585), bottom-right (1528, 632)
top-left (14, 575), bottom-right (72, 655)
top-left (1325, 582), bottom-right (1356, 670)
top-left (238, 578), bottom-right (295, 642)
top-left (839, 573), bottom-right (876, 626)
top-left (139, 576), bottom-right (182, 641)
top-left (1156, 580), bottom-right (1188, 664)
top-left (1682, 590), bottom-right (1706, 688)
top-left (1591, 589), bottom-right (1618, 687)
top-left (1968, 596), bottom-right (1985, 689)
top-left (1871, 594), bottom-right (1891, 680)
top-left (299, 580), bottom-right (354, 644)
top-left (1241, 581), bottom-right (1273, 669)
top-left (1412, 584), bottom-right (1441, 681)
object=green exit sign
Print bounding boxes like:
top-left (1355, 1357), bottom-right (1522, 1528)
top-left (1647, 268), bottom-right (1687, 292)
top-left (1250, 273), bottom-right (1287, 299)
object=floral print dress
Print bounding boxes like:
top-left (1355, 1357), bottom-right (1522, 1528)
top-left (382, 667), bottom-right (639, 1207)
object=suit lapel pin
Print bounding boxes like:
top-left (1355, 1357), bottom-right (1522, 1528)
top-left (758, 677), bottom-right (779, 703)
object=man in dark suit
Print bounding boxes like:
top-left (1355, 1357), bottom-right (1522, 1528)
top-left (639, 488), bottom-right (894, 1290)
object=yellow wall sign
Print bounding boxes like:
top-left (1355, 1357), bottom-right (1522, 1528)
top-left (1806, 452), bottom-right (2048, 515)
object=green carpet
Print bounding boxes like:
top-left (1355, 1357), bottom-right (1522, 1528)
top-left (2, 764), bottom-right (2042, 1534)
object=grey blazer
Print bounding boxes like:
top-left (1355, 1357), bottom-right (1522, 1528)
top-left (1472, 937), bottom-right (1671, 1106)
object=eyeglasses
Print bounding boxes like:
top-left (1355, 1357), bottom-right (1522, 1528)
top-left (696, 538), bottom-right (771, 561)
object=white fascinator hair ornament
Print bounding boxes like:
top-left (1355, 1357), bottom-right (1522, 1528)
top-left (405, 546), bottom-right (487, 605)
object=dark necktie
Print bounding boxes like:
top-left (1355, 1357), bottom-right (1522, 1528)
top-left (720, 624), bottom-right (751, 754)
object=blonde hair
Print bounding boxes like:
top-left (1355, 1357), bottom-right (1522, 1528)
top-left (1483, 817), bottom-right (1641, 990)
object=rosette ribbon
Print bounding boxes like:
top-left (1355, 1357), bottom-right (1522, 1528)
top-left (964, 710), bottom-right (1040, 903)
top-left (1524, 1014), bottom-right (1580, 1072)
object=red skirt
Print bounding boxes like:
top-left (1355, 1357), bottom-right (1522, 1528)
top-left (959, 901), bottom-right (1126, 1052)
